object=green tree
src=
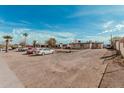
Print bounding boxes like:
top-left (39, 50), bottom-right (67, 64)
top-left (46, 38), bottom-right (56, 48)
top-left (3, 35), bottom-right (13, 53)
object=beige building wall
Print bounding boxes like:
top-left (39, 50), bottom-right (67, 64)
top-left (100, 44), bottom-right (103, 49)
top-left (116, 41), bottom-right (120, 50)
top-left (120, 43), bottom-right (124, 57)
top-left (89, 43), bottom-right (92, 49)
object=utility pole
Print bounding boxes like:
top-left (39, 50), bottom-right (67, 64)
top-left (111, 34), bottom-right (113, 46)
top-left (111, 34), bottom-right (113, 48)
top-left (111, 34), bottom-right (112, 44)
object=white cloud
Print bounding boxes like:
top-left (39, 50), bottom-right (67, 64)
top-left (45, 24), bottom-right (59, 29)
top-left (0, 28), bottom-right (76, 44)
top-left (0, 19), bottom-right (77, 44)
top-left (115, 23), bottom-right (124, 31)
top-left (67, 6), bottom-right (124, 18)
top-left (103, 21), bottom-right (114, 29)
top-left (99, 21), bottom-right (124, 35)
top-left (85, 35), bottom-right (110, 43)
top-left (19, 20), bottom-right (32, 25)
top-left (0, 19), bottom-right (31, 28)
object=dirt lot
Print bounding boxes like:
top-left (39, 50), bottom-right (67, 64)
top-left (100, 55), bottom-right (124, 88)
top-left (0, 49), bottom-right (107, 88)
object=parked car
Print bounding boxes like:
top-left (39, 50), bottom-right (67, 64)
top-left (33, 48), bottom-right (55, 55)
top-left (16, 47), bottom-right (28, 52)
top-left (0, 48), bottom-right (6, 51)
top-left (104, 44), bottom-right (112, 49)
top-left (8, 47), bottom-right (12, 50)
top-left (26, 47), bottom-right (35, 54)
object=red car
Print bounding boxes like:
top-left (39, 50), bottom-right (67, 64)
top-left (26, 47), bottom-right (35, 54)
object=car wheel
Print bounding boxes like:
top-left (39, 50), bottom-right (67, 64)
top-left (33, 52), bottom-right (36, 55)
top-left (42, 52), bottom-right (45, 56)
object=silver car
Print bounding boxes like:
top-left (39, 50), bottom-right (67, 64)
top-left (34, 48), bottom-right (55, 55)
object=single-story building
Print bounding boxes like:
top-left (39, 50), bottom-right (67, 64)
top-left (57, 42), bottom-right (103, 49)
top-left (112, 37), bottom-right (124, 57)
top-left (91, 42), bottom-right (103, 49)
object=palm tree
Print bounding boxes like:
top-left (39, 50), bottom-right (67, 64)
top-left (3, 35), bottom-right (13, 53)
top-left (23, 33), bottom-right (28, 46)
top-left (33, 40), bottom-right (37, 48)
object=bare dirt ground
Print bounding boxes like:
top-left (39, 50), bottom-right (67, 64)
top-left (0, 49), bottom-right (107, 88)
top-left (100, 54), bottom-right (124, 88)
top-left (0, 58), bottom-right (24, 88)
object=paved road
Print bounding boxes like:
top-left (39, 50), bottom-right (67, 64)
top-left (0, 57), bottom-right (24, 88)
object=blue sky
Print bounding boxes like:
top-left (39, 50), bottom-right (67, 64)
top-left (0, 5), bottom-right (124, 44)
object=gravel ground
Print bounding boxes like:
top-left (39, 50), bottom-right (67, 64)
top-left (0, 49), bottom-right (107, 88)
